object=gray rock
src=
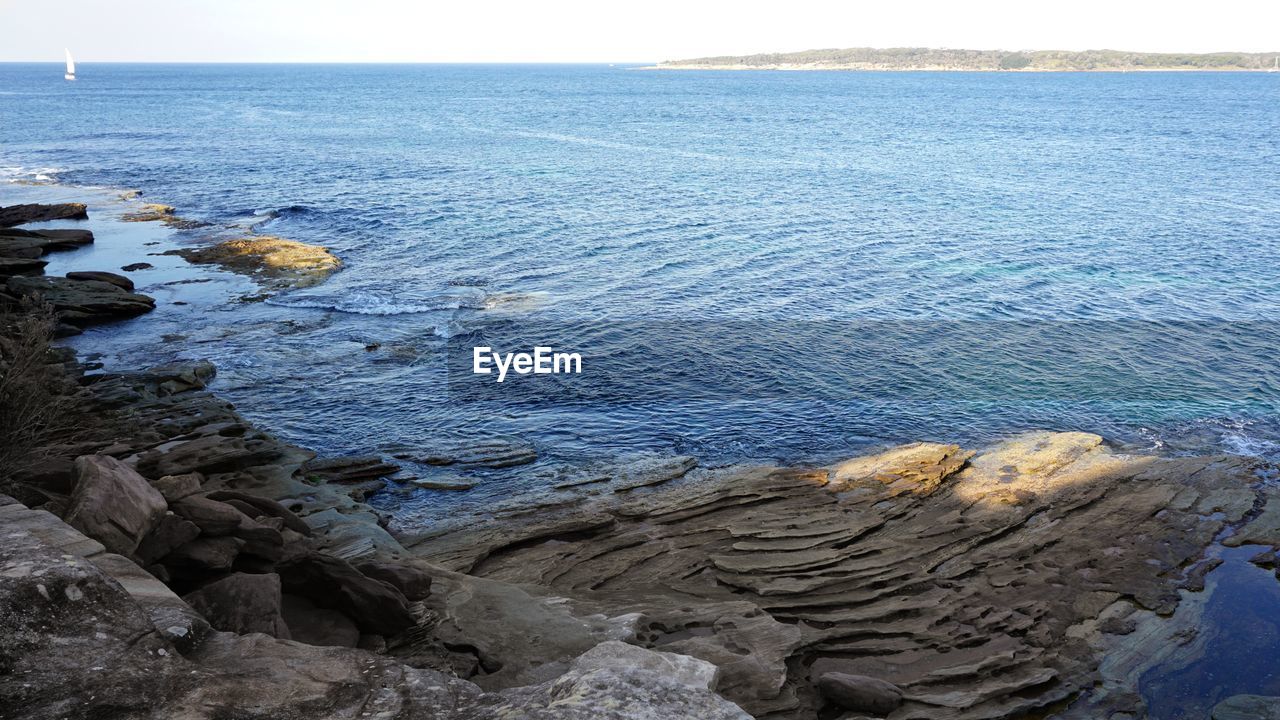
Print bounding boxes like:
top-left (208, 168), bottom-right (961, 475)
top-left (574, 641), bottom-right (720, 690)
top-left (183, 573), bottom-right (290, 639)
top-left (64, 455), bottom-right (168, 556)
top-left (0, 526), bottom-right (186, 718)
top-left (491, 641), bottom-right (750, 719)
top-left (817, 672), bottom-right (904, 715)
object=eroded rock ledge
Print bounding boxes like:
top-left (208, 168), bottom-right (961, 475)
top-left (408, 433), bottom-right (1271, 719)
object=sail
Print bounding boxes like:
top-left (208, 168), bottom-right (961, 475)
top-left (65, 49), bottom-right (75, 76)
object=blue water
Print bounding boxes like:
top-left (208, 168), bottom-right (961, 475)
top-left (3, 64), bottom-right (1280, 512)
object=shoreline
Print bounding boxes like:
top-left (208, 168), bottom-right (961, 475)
top-left (644, 64), bottom-right (1279, 72)
top-left (4, 188), bottom-right (1280, 717)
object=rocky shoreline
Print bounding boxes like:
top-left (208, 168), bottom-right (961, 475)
top-left (3, 199), bottom-right (1280, 719)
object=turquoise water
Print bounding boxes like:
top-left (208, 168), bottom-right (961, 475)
top-left (3, 64), bottom-right (1280, 508)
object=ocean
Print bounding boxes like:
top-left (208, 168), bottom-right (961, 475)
top-left (3, 63), bottom-right (1280, 518)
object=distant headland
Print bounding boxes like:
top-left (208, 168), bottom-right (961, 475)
top-left (653, 47), bottom-right (1280, 72)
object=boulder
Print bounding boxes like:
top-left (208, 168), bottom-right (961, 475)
top-left (64, 455), bottom-right (167, 556)
top-left (817, 673), bottom-right (904, 715)
top-left (121, 262), bottom-right (153, 272)
top-left (182, 573), bottom-right (290, 639)
top-left (205, 490), bottom-right (312, 536)
top-left (280, 594), bottom-right (359, 647)
top-left (355, 560), bottom-right (433, 600)
top-left (135, 513), bottom-right (201, 565)
top-left (0, 525), bottom-right (187, 718)
top-left (171, 495), bottom-right (245, 535)
top-left (0, 202), bottom-right (88, 226)
top-left (164, 536), bottom-right (242, 570)
top-left (66, 270), bottom-right (133, 291)
top-left (4, 276), bottom-right (155, 325)
top-left (232, 515), bottom-right (285, 562)
top-left (491, 641), bottom-right (751, 720)
top-left (574, 641), bottom-right (720, 690)
top-left (275, 551), bottom-right (415, 636)
top-left (151, 472), bottom-right (203, 502)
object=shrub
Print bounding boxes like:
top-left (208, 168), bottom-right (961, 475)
top-left (0, 298), bottom-right (81, 486)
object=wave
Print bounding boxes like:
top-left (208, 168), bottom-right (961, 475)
top-left (1, 165), bottom-right (62, 184)
top-left (253, 204), bottom-right (314, 220)
top-left (265, 287), bottom-right (547, 316)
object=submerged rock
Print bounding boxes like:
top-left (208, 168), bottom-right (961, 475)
top-left (1212, 694), bottom-right (1280, 720)
top-left (412, 477), bottom-right (476, 491)
top-left (395, 436), bottom-right (538, 469)
top-left (122, 203), bottom-right (207, 229)
top-left (301, 455), bottom-right (400, 483)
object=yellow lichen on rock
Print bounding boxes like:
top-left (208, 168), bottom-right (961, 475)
top-left (170, 236), bottom-right (341, 290)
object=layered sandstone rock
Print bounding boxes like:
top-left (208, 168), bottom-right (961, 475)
top-left (409, 432), bottom-right (1265, 719)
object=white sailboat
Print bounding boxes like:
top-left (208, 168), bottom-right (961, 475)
top-left (1271, 57), bottom-right (1279, 73)
top-left (64, 49), bottom-right (75, 81)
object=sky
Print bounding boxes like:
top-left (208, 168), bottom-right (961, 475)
top-left (1, 0), bottom-right (1277, 63)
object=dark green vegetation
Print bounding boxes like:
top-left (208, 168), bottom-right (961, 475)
top-left (660, 47), bottom-right (1280, 71)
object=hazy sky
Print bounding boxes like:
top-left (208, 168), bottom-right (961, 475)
top-left (2, 0), bottom-right (1277, 63)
